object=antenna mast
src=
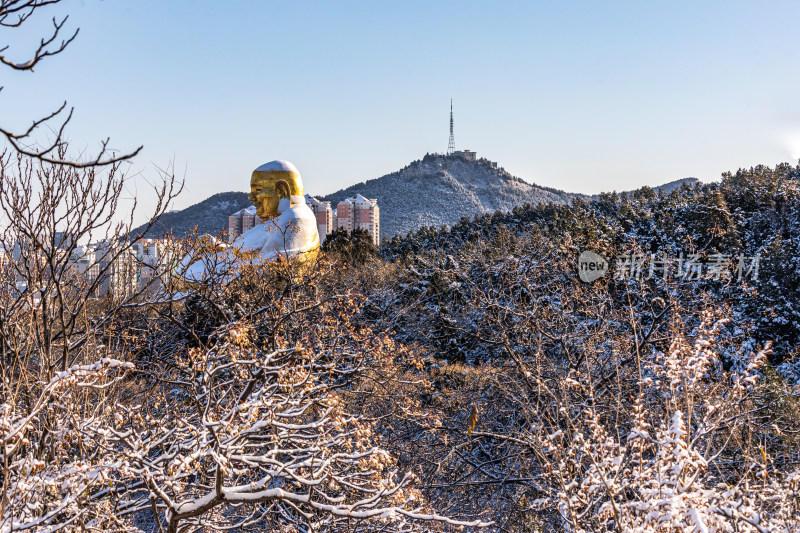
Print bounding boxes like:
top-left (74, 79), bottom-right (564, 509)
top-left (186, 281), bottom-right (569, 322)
top-left (447, 99), bottom-right (456, 155)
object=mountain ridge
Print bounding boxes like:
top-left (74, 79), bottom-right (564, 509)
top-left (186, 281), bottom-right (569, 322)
top-left (132, 156), bottom-right (700, 239)
top-left (319, 153), bottom-right (577, 237)
top-left (132, 191), bottom-right (251, 239)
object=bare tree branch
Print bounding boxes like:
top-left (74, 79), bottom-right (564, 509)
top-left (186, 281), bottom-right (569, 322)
top-left (0, 1), bottom-right (141, 167)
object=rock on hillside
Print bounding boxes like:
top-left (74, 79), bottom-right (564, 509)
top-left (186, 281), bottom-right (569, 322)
top-left (133, 191), bottom-right (250, 238)
top-left (322, 154), bottom-right (576, 237)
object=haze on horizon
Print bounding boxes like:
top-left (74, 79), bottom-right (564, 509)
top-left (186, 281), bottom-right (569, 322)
top-left (2, 0), bottom-right (799, 218)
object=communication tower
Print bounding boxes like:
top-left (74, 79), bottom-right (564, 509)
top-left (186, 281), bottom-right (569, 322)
top-left (447, 99), bottom-right (456, 155)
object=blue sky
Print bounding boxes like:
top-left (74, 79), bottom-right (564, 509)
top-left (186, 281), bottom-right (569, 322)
top-left (2, 0), bottom-right (799, 217)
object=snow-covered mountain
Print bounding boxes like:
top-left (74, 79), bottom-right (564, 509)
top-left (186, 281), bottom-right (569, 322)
top-left (321, 154), bottom-right (577, 237)
top-left (133, 154), bottom-right (698, 239)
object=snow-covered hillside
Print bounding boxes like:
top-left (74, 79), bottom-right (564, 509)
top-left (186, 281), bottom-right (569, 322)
top-left (323, 154), bottom-right (576, 237)
top-left (132, 192), bottom-right (251, 238)
top-left (647, 177), bottom-right (701, 195)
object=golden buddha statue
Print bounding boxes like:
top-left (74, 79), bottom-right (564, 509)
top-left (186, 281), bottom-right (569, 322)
top-left (234, 160), bottom-right (320, 262)
top-left (180, 161), bottom-right (319, 282)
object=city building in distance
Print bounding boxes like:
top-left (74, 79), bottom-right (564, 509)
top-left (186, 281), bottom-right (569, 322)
top-left (334, 194), bottom-right (380, 246)
top-left (228, 206), bottom-right (260, 241)
top-left (0, 235), bottom-right (179, 300)
top-left (131, 237), bottom-right (182, 293)
top-left (305, 195), bottom-right (333, 243)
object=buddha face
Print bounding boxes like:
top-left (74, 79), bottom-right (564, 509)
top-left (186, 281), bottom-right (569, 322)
top-left (249, 169), bottom-right (304, 220)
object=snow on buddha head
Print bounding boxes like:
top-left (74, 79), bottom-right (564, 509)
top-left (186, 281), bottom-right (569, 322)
top-left (249, 160), bottom-right (304, 220)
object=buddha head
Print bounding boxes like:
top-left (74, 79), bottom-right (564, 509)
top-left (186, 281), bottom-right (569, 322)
top-left (248, 160), bottom-right (305, 220)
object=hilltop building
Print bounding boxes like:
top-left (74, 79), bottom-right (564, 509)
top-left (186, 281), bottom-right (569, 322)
top-left (445, 100), bottom-right (477, 162)
top-left (452, 149), bottom-right (477, 161)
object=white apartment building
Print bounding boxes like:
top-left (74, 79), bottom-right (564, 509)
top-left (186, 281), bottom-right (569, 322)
top-left (70, 245), bottom-right (100, 286)
top-left (131, 237), bottom-right (181, 292)
top-left (95, 242), bottom-right (138, 300)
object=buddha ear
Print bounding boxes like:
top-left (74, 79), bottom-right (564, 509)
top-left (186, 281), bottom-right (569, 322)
top-left (275, 180), bottom-right (291, 199)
